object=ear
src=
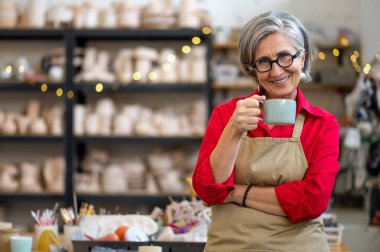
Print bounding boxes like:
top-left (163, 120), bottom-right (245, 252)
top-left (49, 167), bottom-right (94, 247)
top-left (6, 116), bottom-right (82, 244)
top-left (300, 52), bottom-right (306, 68)
top-left (301, 52), bottom-right (306, 69)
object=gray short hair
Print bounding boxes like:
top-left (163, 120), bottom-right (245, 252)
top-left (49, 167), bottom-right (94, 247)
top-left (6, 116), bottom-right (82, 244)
top-left (238, 10), bottom-right (312, 82)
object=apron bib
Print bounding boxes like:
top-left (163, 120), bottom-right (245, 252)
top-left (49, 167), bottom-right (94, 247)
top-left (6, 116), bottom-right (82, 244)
top-left (205, 113), bottom-right (330, 252)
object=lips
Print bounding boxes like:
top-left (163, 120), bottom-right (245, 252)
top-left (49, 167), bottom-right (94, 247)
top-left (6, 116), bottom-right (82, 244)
top-left (270, 75), bottom-right (290, 85)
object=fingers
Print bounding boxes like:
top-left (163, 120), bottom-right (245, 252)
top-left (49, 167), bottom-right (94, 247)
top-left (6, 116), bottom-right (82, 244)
top-left (249, 94), bottom-right (266, 102)
top-left (232, 94), bottom-right (265, 133)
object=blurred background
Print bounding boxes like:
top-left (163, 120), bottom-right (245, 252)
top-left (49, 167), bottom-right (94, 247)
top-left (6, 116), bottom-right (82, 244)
top-left (0, 0), bottom-right (379, 251)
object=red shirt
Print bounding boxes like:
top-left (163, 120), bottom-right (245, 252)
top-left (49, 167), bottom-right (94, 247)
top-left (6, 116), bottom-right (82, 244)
top-left (192, 87), bottom-right (340, 223)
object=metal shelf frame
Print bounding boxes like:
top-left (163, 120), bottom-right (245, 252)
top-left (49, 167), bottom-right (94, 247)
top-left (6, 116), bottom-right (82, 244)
top-left (0, 28), bottom-right (213, 207)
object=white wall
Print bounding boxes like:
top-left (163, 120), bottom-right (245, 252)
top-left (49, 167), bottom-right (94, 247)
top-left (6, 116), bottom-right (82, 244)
top-left (207, 0), bottom-right (360, 34)
top-left (360, 0), bottom-right (380, 63)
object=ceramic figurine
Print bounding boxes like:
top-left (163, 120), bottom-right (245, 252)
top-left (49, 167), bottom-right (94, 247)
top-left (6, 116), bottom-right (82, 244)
top-left (19, 162), bottom-right (43, 192)
top-left (178, 0), bottom-right (200, 28)
top-left (0, 163), bottom-right (19, 192)
top-left (15, 115), bottom-right (31, 135)
top-left (99, 7), bottom-right (117, 28)
top-left (26, 100), bottom-right (41, 119)
top-left (0, 0), bottom-right (18, 28)
top-left (190, 100), bottom-right (206, 136)
top-left (48, 65), bottom-right (64, 82)
top-left (97, 115), bottom-right (112, 136)
top-left (190, 47), bottom-right (207, 82)
top-left (85, 113), bottom-right (99, 135)
top-left (134, 47), bottom-right (159, 82)
top-left (75, 48), bottom-right (115, 83)
top-left (113, 113), bottom-right (133, 136)
top-left (101, 164), bottom-right (127, 193)
top-left (75, 172), bottom-right (101, 193)
top-left (25, 0), bottom-right (47, 28)
top-left (43, 157), bottom-right (65, 193)
top-left (114, 2), bottom-right (140, 28)
top-left (43, 105), bottom-right (63, 135)
top-left (95, 98), bottom-right (115, 118)
top-left (15, 57), bottom-right (31, 81)
top-left (178, 58), bottom-right (191, 82)
top-left (73, 1), bottom-right (99, 29)
top-left (29, 118), bottom-right (48, 135)
top-left (46, 3), bottom-right (74, 29)
top-left (160, 48), bottom-right (178, 82)
top-left (2, 113), bottom-right (18, 135)
top-left (74, 105), bottom-right (87, 136)
top-left (114, 49), bottom-right (134, 84)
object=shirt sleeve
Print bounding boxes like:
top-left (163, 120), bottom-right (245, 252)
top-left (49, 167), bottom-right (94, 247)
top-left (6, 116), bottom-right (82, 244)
top-left (275, 114), bottom-right (340, 223)
top-left (192, 105), bottom-right (235, 204)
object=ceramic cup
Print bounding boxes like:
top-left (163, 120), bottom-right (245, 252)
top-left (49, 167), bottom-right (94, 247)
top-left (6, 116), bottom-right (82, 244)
top-left (10, 236), bottom-right (32, 252)
top-left (63, 225), bottom-right (81, 252)
top-left (263, 99), bottom-right (296, 125)
top-left (34, 224), bottom-right (58, 250)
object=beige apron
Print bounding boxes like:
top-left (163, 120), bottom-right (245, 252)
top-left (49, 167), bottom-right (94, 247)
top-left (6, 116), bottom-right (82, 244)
top-left (205, 113), bottom-right (330, 252)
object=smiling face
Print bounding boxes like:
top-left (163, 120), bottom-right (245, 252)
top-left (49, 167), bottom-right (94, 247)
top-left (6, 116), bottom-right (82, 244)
top-left (255, 32), bottom-right (305, 100)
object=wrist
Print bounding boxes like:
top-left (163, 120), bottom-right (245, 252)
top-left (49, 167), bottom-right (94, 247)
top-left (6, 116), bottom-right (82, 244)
top-left (226, 119), bottom-right (244, 139)
top-left (242, 184), bottom-right (254, 207)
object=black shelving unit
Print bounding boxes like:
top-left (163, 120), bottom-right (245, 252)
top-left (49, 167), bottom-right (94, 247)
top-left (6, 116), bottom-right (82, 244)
top-left (0, 82), bottom-right (64, 91)
top-left (0, 28), bottom-right (212, 208)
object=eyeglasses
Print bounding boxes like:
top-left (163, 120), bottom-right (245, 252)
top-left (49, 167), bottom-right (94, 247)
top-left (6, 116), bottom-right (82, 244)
top-left (243, 50), bottom-right (303, 73)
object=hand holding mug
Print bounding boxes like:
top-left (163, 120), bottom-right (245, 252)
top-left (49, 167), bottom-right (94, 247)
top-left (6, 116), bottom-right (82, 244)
top-left (232, 94), bottom-right (266, 133)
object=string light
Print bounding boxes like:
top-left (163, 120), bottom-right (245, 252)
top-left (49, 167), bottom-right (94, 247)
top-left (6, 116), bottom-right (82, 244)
top-left (318, 52), bottom-right (326, 60)
top-left (166, 54), bottom-right (176, 63)
top-left (148, 72), bottom-right (157, 81)
top-left (5, 65), bottom-right (12, 74)
top-left (354, 50), bottom-right (360, 58)
top-left (56, 88), bottom-right (63, 97)
top-left (95, 83), bottom-right (103, 92)
top-left (332, 49), bottom-right (340, 57)
top-left (339, 37), bottom-right (349, 47)
top-left (132, 72), bottom-right (141, 81)
top-left (18, 65), bottom-right (24, 73)
top-left (162, 63), bottom-right (170, 71)
top-left (67, 90), bottom-right (74, 99)
top-left (202, 26), bottom-right (211, 35)
top-left (182, 45), bottom-right (191, 54)
top-left (41, 83), bottom-right (48, 92)
top-left (192, 36), bottom-right (201, 45)
top-left (363, 64), bottom-right (371, 74)
top-left (350, 55), bottom-right (357, 63)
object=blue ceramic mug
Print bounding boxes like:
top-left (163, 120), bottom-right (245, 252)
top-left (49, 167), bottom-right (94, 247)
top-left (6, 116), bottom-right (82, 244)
top-left (263, 99), bottom-right (296, 125)
top-left (10, 236), bottom-right (32, 252)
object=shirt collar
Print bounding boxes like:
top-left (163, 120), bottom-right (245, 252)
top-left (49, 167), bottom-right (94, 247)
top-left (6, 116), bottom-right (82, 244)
top-left (295, 87), bottom-right (324, 117)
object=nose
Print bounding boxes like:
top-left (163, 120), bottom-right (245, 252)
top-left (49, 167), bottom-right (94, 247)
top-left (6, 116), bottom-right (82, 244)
top-left (269, 61), bottom-right (283, 76)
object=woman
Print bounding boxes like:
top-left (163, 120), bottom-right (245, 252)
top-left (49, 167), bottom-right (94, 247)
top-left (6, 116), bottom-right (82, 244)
top-left (192, 10), bottom-right (339, 251)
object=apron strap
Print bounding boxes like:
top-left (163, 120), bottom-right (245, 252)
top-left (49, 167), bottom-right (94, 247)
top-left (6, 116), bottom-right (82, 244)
top-left (292, 112), bottom-right (305, 138)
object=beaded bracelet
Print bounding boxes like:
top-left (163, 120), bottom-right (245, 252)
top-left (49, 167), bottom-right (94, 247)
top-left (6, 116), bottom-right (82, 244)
top-left (242, 184), bottom-right (254, 208)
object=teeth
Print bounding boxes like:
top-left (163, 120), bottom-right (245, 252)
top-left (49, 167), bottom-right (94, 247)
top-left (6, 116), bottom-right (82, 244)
top-left (272, 77), bottom-right (288, 84)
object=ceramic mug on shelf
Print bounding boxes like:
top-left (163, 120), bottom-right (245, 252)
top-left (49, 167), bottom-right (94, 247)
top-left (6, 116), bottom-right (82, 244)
top-left (263, 99), bottom-right (296, 125)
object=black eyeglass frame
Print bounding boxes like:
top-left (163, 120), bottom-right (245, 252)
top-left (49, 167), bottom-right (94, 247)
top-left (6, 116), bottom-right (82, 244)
top-left (243, 49), bottom-right (303, 73)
